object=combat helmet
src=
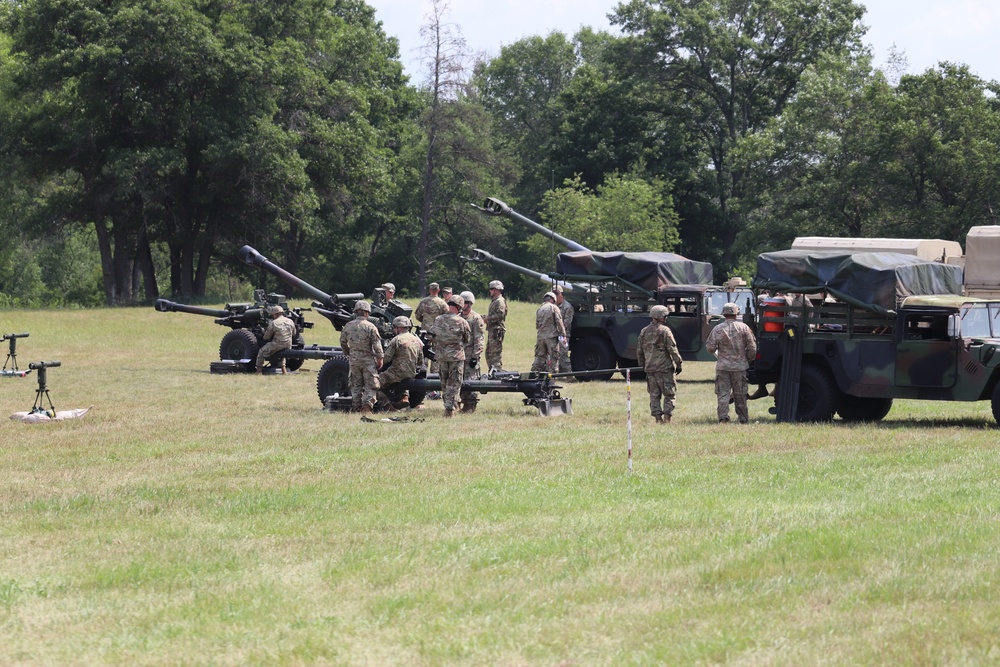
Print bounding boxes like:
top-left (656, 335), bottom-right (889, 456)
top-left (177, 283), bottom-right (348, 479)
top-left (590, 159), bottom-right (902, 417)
top-left (489, 280), bottom-right (504, 291)
top-left (722, 302), bottom-right (740, 316)
top-left (392, 315), bottom-right (412, 329)
top-left (448, 295), bottom-right (464, 309)
top-left (355, 301), bottom-right (372, 313)
top-left (650, 305), bottom-right (670, 320)
top-left (460, 290), bottom-right (475, 304)
top-left (543, 291), bottom-right (556, 302)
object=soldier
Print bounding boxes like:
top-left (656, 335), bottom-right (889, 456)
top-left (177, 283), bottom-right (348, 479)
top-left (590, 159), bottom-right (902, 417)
top-left (705, 302), bottom-right (757, 424)
top-left (636, 305), bottom-right (683, 424)
top-left (377, 316), bottom-right (424, 410)
top-left (484, 280), bottom-right (507, 371)
top-left (553, 285), bottom-right (574, 374)
top-left (414, 282), bottom-right (449, 329)
top-left (429, 295), bottom-right (471, 417)
top-left (440, 286), bottom-right (453, 303)
top-left (459, 291), bottom-right (485, 412)
top-left (339, 301), bottom-right (384, 414)
top-left (530, 291), bottom-right (566, 373)
top-left (255, 305), bottom-right (296, 374)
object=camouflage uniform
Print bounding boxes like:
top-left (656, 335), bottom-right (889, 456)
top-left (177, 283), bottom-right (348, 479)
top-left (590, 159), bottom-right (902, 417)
top-left (415, 295), bottom-right (449, 329)
top-left (530, 298), bottom-right (566, 373)
top-left (705, 315), bottom-right (757, 423)
top-left (461, 308), bottom-right (485, 409)
top-left (636, 319), bottom-right (682, 421)
top-left (430, 311), bottom-right (471, 411)
top-left (484, 293), bottom-right (507, 371)
top-left (340, 316), bottom-right (384, 411)
top-left (556, 298), bottom-right (574, 373)
top-left (256, 313), bottom-right (296, 371)
top-left (378, 331), bottom-right (424, 406)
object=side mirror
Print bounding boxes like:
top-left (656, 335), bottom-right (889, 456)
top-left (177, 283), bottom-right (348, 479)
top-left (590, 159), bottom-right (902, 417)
top-left (947, 313), bottom-right (961, 338)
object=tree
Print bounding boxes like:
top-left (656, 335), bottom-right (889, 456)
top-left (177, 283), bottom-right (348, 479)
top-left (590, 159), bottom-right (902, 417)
top-left (412, 0), bottom-right (514, 296)
top-left (527, 172), bottom-right (680, 266)
top-left (0, 0), bottom-right (410, 303)
top-left (612, 0), bottom-right (865, 270)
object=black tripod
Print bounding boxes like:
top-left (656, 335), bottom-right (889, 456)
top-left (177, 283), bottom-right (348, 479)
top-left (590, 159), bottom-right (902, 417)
top-left (28, 361), bottom-right (60, 415)
top-left (3, 332), bottom-right (30, 374)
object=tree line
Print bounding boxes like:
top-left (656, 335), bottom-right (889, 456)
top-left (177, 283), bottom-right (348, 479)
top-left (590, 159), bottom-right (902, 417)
top-left (1, 0), bottom-right (997, 307)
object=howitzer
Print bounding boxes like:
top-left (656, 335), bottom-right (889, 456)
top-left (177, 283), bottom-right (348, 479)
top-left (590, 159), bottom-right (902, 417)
top-left (321, 367), bottom-right (572, 416)
top-left (238, 245), bottom-right (412, 341)
top-left (155, 289), bottom-right (314, 372)
top-left (462, 248), bottom-right (588, 293)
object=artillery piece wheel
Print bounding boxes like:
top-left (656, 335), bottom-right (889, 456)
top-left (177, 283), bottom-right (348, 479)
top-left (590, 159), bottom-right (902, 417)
top-left (837, 395), bottom-right (892, 422)
top-left (219, 329), bottom-right (259, 362)
top-left (570, 336), bottom-right (615, 381)
top-left (317, 355), bottom-right (351, 405)
top-left (284, 335), bottom-right (306, 372)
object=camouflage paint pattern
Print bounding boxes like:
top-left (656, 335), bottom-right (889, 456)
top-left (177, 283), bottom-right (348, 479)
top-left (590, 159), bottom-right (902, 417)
top-left (340, 317), bottom-right (384, 409)
top-left (461, 309), bottom-right (485, 404)
top-left (255, 314), bottom-right (297, 369)
top-left (531, 301), bottom-right (565, 373)
top-left (415, 296), bottom-right (449, 328)
top-left (379, 331), bottom-right (424, 386)
top-left (485, 294), bottom-right (507, 370)
top-left (556, 299), bottom-right (574, 373)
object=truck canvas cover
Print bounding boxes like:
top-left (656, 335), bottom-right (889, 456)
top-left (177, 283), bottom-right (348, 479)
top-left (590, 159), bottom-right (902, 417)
top-left (753, 250), bottom-right (964, 314)
top-left (555, 251), bottom-right (714, 291)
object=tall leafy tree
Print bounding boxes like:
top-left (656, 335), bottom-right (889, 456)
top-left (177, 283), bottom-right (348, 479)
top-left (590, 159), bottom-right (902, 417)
top-left (0, 0), bottom-right (409, 303)
top-left (612, 0), bottom-right (865, 270)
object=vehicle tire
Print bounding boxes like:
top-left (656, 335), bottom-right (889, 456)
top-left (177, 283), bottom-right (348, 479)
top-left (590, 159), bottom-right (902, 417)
top-left (793, 365), bottom-right (838, 422)
top-left (991, 383), bottom-right (1000, 424)
top-left (837, 395), bottom-right (892, 422)
top-left (316, 355), bottom-right (351, 404)
top-left (219, 329), bottom-right (259, 362)
top-left (284, 334), bottom-right (306, 372)
top-left (570, 336), bottom-right (615, 381)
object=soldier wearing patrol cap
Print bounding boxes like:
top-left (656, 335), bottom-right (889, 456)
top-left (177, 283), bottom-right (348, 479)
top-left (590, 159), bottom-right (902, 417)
top-left (705, 302), bottom-right (757, 424)
top-left (414, 282), bottom-right (449, 330)
top-left (530, 291), bottom-right (566, 373)
top-left (256, 304), bottom-right (296, 374)
top-left (377, 315), bottom-right (425, 410)
top-left (484, 280), bottom-right (507, 371)
top-left (339, 301), bottom-right (384, 413)
top-left (637, 304), bottom-right (683, 424)
top-left (429, 295), bottom-right (471, 417)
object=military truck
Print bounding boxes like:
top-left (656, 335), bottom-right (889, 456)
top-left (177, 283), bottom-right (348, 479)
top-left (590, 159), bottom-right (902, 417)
top-left (750, 249), bottom-right (1000, 423)
top-left (470, 198), bottom-right (755, 379)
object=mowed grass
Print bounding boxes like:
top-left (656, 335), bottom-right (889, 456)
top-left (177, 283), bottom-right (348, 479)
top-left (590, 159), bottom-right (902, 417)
top-left (2, 301), bottom-right (1000, 666)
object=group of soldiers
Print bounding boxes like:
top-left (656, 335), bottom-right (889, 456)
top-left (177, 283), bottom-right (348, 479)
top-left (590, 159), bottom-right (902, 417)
top-left (258, 278), bottom-right (756, 424)
top-left (339, 281), bottom-right (510, 417)
top-left (636, 301), bottom-right (757, 425)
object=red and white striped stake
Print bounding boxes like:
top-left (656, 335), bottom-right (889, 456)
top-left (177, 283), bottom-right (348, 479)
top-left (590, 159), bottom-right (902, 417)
top-left (626, 368), bottom-right (633, 473)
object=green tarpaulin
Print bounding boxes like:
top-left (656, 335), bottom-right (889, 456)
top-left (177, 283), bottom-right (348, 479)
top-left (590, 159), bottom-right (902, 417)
top-left (753, 250), bottom-right (964, 314)
top-left (555, 252), bottom-right (714, 291)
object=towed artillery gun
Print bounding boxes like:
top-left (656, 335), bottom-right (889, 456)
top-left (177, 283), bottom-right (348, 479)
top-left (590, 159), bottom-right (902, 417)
top-left (155, 289), bottom-right (315, 372)
top-left (471, 197), bottom-right (756, 379)
top-left (239, 245), bottom-right (575, 415)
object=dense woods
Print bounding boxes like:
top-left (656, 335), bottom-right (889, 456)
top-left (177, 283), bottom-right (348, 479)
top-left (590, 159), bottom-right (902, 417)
top-left (1, 0), bottom-right (998, 306)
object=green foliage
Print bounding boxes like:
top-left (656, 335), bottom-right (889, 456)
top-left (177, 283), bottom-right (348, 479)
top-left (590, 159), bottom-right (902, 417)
top-left (0, 227), bottom-right (103, 307)
top-left (528, 172), bottom-right (680, 265)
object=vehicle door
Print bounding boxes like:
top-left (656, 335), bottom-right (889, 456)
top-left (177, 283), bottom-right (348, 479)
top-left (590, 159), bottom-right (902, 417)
top-left (894, 307), bottom-right (958, 388)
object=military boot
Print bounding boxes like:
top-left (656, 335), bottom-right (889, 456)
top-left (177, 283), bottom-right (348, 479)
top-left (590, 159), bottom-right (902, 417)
top-left (654, 415), bottom-right (663, 424)
top-left (444, 408), bottom-right (454, 418)
top-left (359, 404), bottom-right (373, 415)
top-left (661, 414), bottom-right (671, 424)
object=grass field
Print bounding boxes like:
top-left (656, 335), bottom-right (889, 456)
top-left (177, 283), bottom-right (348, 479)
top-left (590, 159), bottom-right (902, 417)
top-left (2, 301), bottom-right (1000, 666)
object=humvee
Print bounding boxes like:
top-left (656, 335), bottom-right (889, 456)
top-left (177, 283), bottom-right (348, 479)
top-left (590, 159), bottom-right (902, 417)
top-left (750, 249), bottom-right (1000, 423)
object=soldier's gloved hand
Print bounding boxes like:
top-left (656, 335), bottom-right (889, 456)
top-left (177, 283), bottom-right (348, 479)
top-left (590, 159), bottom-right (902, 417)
top-left (675, 362), bottom-right (682, 376)
top-left (469, 357), bottom-right (478, 369)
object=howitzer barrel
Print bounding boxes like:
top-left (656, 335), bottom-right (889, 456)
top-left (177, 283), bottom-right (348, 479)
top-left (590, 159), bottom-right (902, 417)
top-left (239, 246), bottom-right (361, 308)
top-left (464, 249), bottom-right (586, 292)
top-left (154, 299), bottom-right (232, 319)
top-left (472, 197), bottom-right (590, 252)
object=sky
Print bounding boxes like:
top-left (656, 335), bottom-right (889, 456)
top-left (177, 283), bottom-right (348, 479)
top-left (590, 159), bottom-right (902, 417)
top-left (367, 0), bottom-right (1000, 84)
